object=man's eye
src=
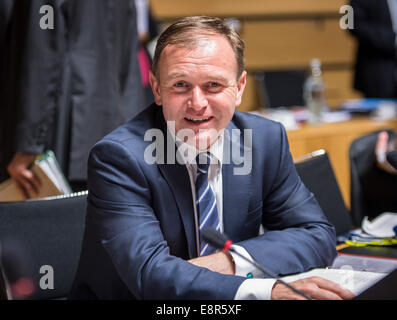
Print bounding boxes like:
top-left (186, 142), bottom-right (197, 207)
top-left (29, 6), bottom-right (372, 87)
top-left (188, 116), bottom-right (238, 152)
top-left (174, 82), bottom-right (187, 88)
top-left (172, 82), bottom-right (190, 92)
top-left (173, 82), bottom-right (191, 92)
top-left (207, 82), bottom-right (222, 92)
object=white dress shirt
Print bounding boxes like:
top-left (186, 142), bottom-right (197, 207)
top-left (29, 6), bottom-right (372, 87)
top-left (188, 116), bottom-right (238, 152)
top-left (171, 129), bottom-right (277, 300)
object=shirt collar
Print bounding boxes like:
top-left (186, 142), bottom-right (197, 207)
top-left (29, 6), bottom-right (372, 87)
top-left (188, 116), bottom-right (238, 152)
top-left (167, 125), bottom-right (224, 167)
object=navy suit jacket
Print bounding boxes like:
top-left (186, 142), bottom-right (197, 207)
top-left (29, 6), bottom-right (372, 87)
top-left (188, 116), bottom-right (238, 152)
top-left (70, 104), bottom-right (336, 300)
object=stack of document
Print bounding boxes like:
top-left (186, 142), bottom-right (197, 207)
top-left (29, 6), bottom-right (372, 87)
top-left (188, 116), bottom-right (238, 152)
top-left (346, 212), bottom-right (397, 247)
top-left (0, 150), bottom-right (72, 202)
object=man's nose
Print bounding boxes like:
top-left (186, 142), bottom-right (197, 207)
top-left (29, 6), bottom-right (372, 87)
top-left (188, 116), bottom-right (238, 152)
top-left (189, 86), bottom-right (208, 109)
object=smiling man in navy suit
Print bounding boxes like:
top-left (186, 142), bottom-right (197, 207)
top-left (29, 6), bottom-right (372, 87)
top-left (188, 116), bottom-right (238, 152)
top-left (70, 16), bottom-right (354, 300)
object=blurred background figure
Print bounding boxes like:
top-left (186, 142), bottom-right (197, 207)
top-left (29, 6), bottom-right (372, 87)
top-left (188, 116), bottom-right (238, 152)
top-left (0, 0), bottom-right (146, 196)
top-left (135, 0), bottom-right (158, 107)
top-left (0, 0), bottom-right (13, 183)
top-left (350, 0), bottom-right (397, 98)
top-left (376, 130), bottom-right (397, 173)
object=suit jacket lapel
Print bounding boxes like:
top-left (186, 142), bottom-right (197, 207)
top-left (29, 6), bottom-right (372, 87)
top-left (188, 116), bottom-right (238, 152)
top-left (222, 121), bottom-right (252, 241)
top-left (155, 109), bottom-right (197, 259)
top-left (158, 163), bottom-right (197, 259)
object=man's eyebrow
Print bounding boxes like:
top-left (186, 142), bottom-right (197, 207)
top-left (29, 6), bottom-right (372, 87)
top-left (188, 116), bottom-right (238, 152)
top-left (206, 75), bottom-right (229, 82)
top-left (165, 72), bottom-right (189, 81)
top-left (164, 72), bottom-right (232, 83)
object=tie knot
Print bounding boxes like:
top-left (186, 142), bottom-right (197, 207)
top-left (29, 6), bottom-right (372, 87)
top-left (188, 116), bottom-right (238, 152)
top-left (196, 152), bottom-right (212, 172)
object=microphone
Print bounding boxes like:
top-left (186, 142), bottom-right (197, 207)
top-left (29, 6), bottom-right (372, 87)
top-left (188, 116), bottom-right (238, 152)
top-left (202, 227), bottom-right (312, 300)
top-left (386, 150), bottom-right (397, 170)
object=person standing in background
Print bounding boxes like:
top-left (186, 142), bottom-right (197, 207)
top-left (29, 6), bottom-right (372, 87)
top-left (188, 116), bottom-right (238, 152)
top-left (135, 0), bottom-right (158, 107)
top-left (1, 0), bottom-right (145, 197)
top-left (350, 0), bottom-right (397, 98)
top-left (0, 0), bottom-right (13, 183)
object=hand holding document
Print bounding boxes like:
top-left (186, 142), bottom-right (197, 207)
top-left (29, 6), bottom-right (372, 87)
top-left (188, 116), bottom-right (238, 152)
top-left (5, 152), bottom-right (41, 199)
top-left (0, 151), bottom-right (72, 202)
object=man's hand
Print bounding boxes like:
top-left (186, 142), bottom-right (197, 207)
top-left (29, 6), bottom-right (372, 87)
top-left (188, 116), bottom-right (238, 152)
top-left (7, 152), bottom-right (41, 199)
top-left (271, 277), bottom-right (355, 300)
top-left (189, 251), bottom-right (235, 275)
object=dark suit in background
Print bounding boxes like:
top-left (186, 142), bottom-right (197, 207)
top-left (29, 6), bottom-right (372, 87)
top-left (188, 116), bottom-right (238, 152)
top-left (350, 0), bottom-right (397, 98)
top-left (0, 0), bottom-right (145, 185)
top-left (70, 104), bottom-right (337, 300)
top-left (0, 0), bottom-right (13, 182)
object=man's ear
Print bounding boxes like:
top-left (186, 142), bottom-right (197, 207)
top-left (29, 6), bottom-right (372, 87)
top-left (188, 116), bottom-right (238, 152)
top-left (149, 71), bottom-right (162, 105)
top-left (235, 71), bottom-right (247, 107)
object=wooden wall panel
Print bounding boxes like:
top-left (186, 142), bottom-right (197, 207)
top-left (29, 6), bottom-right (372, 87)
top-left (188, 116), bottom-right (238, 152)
top-left (150, 0), bottom-right (347, 19)
top-left (242, 18), bottom-right (355, 70)
top-left (238, 74), bottom-right (259, 112)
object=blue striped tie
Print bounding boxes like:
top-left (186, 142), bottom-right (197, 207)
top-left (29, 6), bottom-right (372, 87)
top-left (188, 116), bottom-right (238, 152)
top-left (196, 152), bottom-right (220, 256)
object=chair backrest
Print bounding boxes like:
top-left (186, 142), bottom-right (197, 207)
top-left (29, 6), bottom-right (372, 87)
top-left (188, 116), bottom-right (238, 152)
top-left (0, 191), bottom-right (87, 299)
top-left (255, 69), bottom-right (306, 109)
top-left (349, 129), bottom-right (397, 226)
top-left (295, 150), bottom-right (353, 237)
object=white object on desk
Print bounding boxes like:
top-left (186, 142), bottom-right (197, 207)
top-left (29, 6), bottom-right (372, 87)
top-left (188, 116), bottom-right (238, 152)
top-left (362, 212), bottom-right (397, 238)
top-left (321, 110), bottom-right (351, 123)
top-left (372, 102), bottom-right (397, 120)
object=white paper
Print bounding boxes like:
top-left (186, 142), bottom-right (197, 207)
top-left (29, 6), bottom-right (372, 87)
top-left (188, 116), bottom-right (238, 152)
top-left (332, 254), bottom-right (397, 274)
top-left (281, 268), bottom-right (387, 296)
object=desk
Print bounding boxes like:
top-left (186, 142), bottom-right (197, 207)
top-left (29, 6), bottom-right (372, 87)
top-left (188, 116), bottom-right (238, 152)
top-left (286, 118), bottom-right (397, 208)
top-left (338, 245), bottom-right (397, 260)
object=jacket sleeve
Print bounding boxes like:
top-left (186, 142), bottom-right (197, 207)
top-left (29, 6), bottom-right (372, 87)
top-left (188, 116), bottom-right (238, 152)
top-left (237, 124), bottom-right (337, 277)
top-left (86, 138), bottom-right (246, 299)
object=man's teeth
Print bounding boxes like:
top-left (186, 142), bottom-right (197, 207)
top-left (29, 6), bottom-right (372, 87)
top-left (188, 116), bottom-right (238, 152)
top-left (185, 117), bottom-right (210, 123)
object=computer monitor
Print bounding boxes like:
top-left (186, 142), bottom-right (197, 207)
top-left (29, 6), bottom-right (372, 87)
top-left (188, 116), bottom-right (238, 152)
top-left (255, 69), bottom-right (306, 109)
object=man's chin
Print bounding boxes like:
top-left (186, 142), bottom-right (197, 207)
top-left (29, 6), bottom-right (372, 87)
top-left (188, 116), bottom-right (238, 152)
top-left (174, 126), bottom-right (223, 150)
top-left (193, 131), bottom-right (222, 151)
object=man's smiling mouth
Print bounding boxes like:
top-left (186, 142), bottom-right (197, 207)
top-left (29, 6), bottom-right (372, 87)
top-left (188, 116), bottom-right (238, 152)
top-left (184, 117), bottom-right (212, 123)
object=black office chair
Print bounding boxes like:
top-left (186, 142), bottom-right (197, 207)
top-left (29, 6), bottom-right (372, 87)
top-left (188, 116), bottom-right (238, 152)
top-left (349, 129), bottom-right (397, 227)
top-left (0, 191), bottom-right (87, 300)
top-left (295, 150), bottom-right (353, 239)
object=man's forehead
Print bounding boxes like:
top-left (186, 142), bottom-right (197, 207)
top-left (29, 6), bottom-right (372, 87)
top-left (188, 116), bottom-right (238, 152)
top-left (158, 35), bottom-right (238, 77)
top-left (162, 35), bottom-right (228, 56)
